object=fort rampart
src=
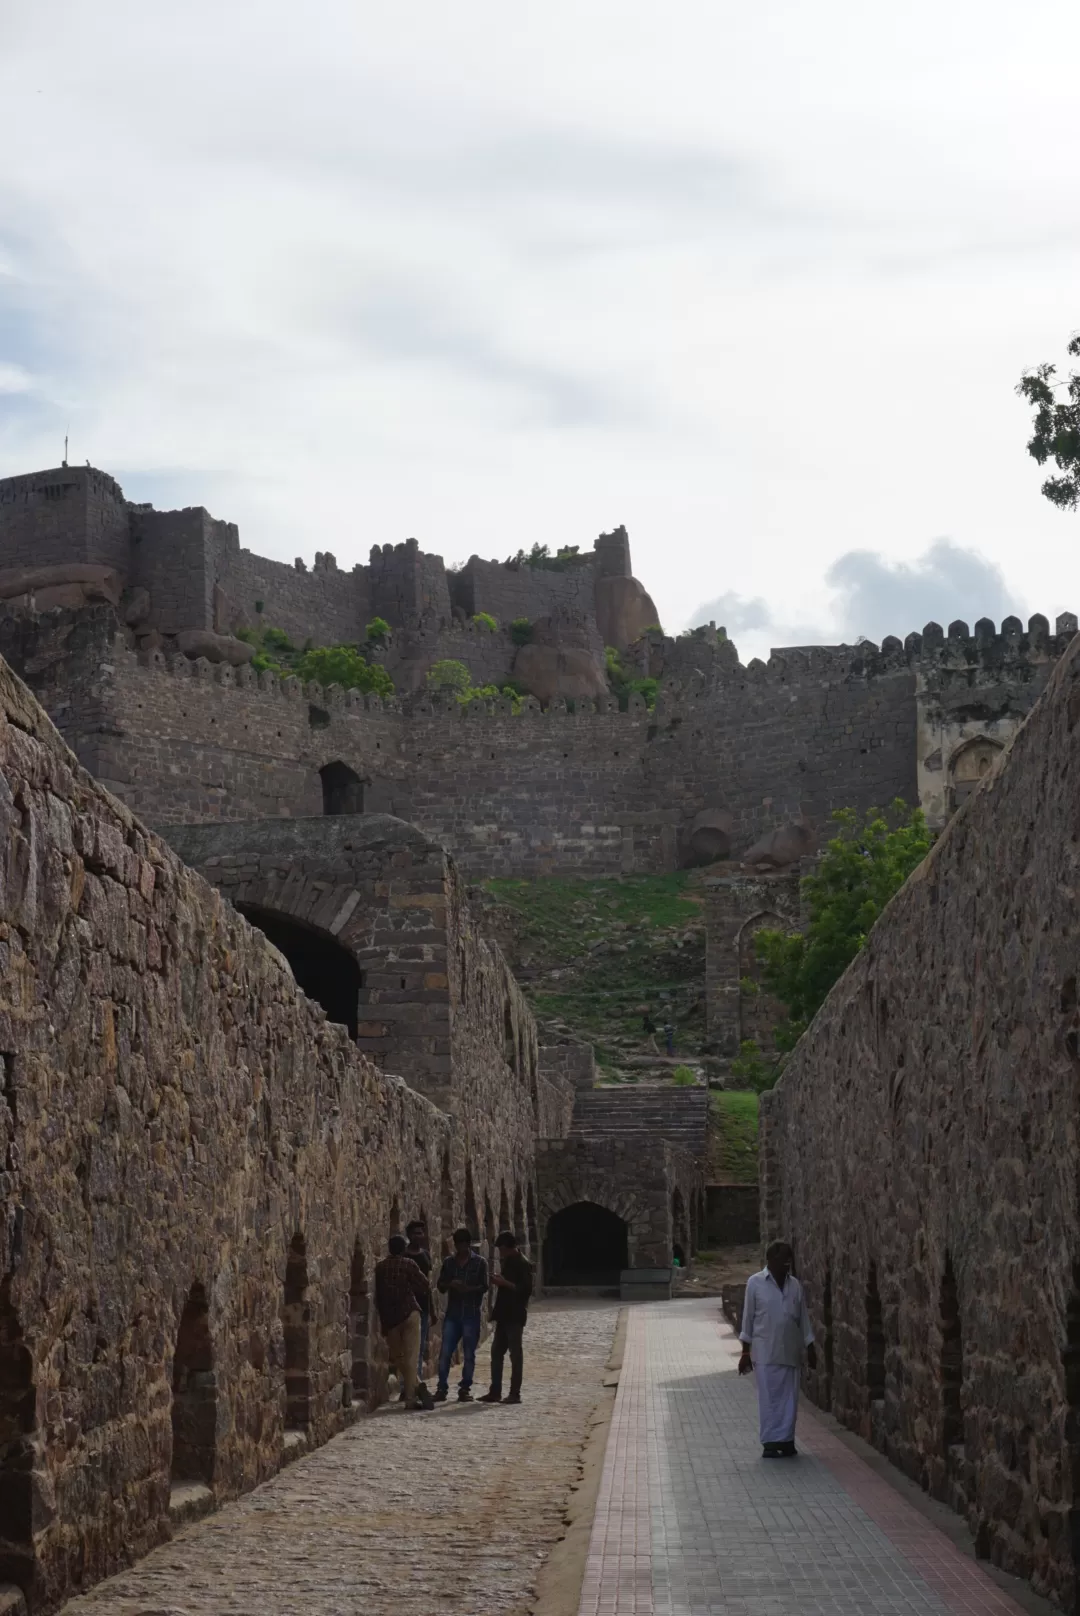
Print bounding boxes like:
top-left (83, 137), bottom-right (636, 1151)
top-left (759, 630), bottom-right (1080, 1610)
top-left (0, 658), bottom-right (549, 1612)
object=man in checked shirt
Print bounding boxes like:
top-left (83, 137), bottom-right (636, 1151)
top-left (374, 1235), bottom-right (434, 1410)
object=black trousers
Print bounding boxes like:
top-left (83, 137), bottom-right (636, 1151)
top-left (490, 1319), bottom-right (525, 1396)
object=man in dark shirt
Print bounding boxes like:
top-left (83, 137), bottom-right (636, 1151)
top-left (480, 1229), bottom-right (534, 1404)
top-left (404, 1219), bottom-right (434, 1388)
top-left (373, 1234), bottom-right (433, 1411)
top-left (434, 1226), bottom-right (488, 1402)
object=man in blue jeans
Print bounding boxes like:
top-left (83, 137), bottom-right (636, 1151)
top-left (434, 1227), bottom-right (489, 1402)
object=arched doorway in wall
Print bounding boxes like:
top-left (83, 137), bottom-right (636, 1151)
top-left (543, 1202), bottom-right (629, 1287)
top-left (237, 903), bottom-right (362, 1039)
top-left (737, 911), bottom-right (787, 1049)
top-left (320, 761), bottom-right (365, 815)
top-left (672, 1189), bottom-right (689, 1267)
top-left (947, 736), bottom-right (1003, 814)
top-left (282, 1234), bottom-right (312, 1433)
top-left (464, 1163), bottom-right (480, 1245)
top-left (171, 1282), bottom-right (217, 1488)
top-left (526, 1184), bottom-right (538, 1261)
top-left (440, 1154), bottom-right (454, 1255)
top-left (348, 1247), bottom-right (370, 1409)
top-left (0, 1279), bottom-right (35, 1598)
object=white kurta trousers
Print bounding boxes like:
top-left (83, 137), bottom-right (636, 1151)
top-left (755, 1363), bottom-right (799, 1443)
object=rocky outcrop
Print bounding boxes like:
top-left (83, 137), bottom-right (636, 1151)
top-left (595, 574), bottom-right (661, 650)
top-left (511, 642), bottom-right (609, 705)
top-left (0, 564), bottom-right (122, 611)
top-left (174, 628), bottom-right (255, 665)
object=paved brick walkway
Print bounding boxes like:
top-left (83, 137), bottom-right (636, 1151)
top-left (580, 1299), bottom-right (1032, 1616)
top-left (61, 1302), bottom-right (617, 1616)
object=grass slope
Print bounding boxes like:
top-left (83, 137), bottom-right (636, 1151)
top-left (708, 1090), bottom-right (759, 1184)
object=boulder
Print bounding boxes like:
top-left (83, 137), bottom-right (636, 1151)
top-left (174, 629), bottom-right (255, 666)
top-left (684, 808), bottom-right (734, 864)
top-left (740, 819), bottom-right (817, 870)
top-left (596, 574), bottom-right (661, 650)
top-left (0, 563), bottom-right (123, 607)
top-left (123, 586), bottom-right (152, 627)
top-left (512, 642), bottom-right (609, 706)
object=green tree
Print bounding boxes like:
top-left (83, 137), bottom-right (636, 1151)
top-left (294, 644), bottom-right (394, 698)
top-left (425, 659), bottom-right (472, 695)
top-left (365, 616), bottom-right (391, 645)
top-left (754, 800), bottom-right (931, 1050)
top-left (1017, 335), bottom-right (1080, 509)
top-left (604, 646), bottom-right (659, 710)
top-left (510, 617), bottom-right (533, 646)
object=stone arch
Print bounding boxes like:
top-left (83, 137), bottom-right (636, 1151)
top-left (671, 1188), bottom-right (689, 1266)
top-left (543, 1202), bottom-right (628, 1286)
top-left (283, 1233), bottom-right (312, 1432)
top-left (940, 1253), bottom-right (964, 1497)
top-left (526, 1183), bottom-right (539, 1261)
top-left (170, 1281), bottom-right (217, 1487)
top-left (320, 760), bottom-right (365, 815)
top-left (483, 1194), bottom-right (496, 1268)
top-left (440, 1152), bottom-right (454, 1255)
top-left (947, 735), bottom-right (1004, 812)
top-left (236, 902), bottom-right (362, 1039)
top-left (348, 1246), bottom-right (370, 1407)
top-left (0, 1279), bottom-right (36, 1598)
top-left (539, 1169), bottom-right (658, 1273)
top-left (736, 910), bottom-right (786, 1049)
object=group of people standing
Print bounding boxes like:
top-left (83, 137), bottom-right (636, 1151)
top-left (373, 1220), bottom-right (533, 1411)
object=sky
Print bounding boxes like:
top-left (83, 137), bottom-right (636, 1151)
top-left (2, 1), bottom-right (1079, 664)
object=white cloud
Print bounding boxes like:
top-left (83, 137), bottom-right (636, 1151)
top-left (0, 364), bottom-right (31, 395)
top-left (0, 0), bottom-right (1078, 642)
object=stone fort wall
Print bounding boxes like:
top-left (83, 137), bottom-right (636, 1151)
top-left (759, 631), bottom-right (1080, 1611)
top-left (0, 657), bottom-right (547, 1612)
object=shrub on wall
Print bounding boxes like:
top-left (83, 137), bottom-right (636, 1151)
top-left (471, 612), bottom-right (498, 632)
top-left (510, 617), bottom-right (533, 646)
top-left (365, 617), bottom-right (391, 645)
top-left (236, 623), bottom-right (394, 696)
top-left (504, 541), bottom-right (587, 571)
top-left (425, 659), bottom-right (521, 710)
top-left (604, 646), bottom-right (659, 711)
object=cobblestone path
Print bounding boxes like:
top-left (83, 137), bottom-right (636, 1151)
top-left (62, 1301), bottom-right (617, 1616)
top-left (580, 1299), bottom-right (1043, 1616)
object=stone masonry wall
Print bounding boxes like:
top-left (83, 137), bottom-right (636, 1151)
top-left (8, 603), bottom-right (1078, 887)
top-left (704, 869), bottom-right (803, 1055)
top-left (759, 631), bottom-right (1080, 1612)
top-left (535, 1136), bottom-right (701, 1273)
top-left (0, 661), bottom-right (541, 1613)
top-left (0, 469), bottom-right (129, 575)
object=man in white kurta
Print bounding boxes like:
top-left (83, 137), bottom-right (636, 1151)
top-left (738, 1240), bottom-right (816, 1457)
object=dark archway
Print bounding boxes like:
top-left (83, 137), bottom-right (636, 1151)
top-left (348, 1247), bottom-right (370, 1407)
top-left (0, 1279), bottom-right (35, 1597)
top-left (544, 1202), bottom-right (628, 1286)
top-left (822, 1268), bottom-right (834, 1412)
top-left (237, 903), bottom-right (362, 1038)
top-left (440, 1153), bottom-right (454, 1255)
top-left (320, 761), bottom-right (364, 815)
top-left (866, 1261), bottom-right (886, 1404)
top-left (526, 1184), bottom-right (538, 1261)
top-left (283, 1234), bottom-right (312, 1432)
top-left (940, 1253), bottom-right (964, 1484)
top-left (171, 1282), bottom-right (217, 1486)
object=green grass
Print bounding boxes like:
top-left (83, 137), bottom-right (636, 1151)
top-left (710, 1090), bottom-right (760, 1184)
top-left (483, 873), bottom-right (706, 1068)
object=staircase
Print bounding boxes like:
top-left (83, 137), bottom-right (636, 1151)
top-left (569, 1086), bottom-right (709, 1163)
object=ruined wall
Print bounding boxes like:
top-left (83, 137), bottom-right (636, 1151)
top-left (0, 662), bottom-right (546, 1613)
top-left (219, 543), bottom-right (371, 648)
top-left (914, 613), bottom-right (1076, 829)
top-left (704, 869), bottom-right (803, 1055)
top-left (535, 1136), bottom-right (701, 1272)
top-left (452, 554), bottom-right (598, 626)
top-left (759, 632), bottom-right (1080, 1612)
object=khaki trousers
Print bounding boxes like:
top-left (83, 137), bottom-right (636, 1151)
top-left (385, 1312), bottom-right (421, 1405)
